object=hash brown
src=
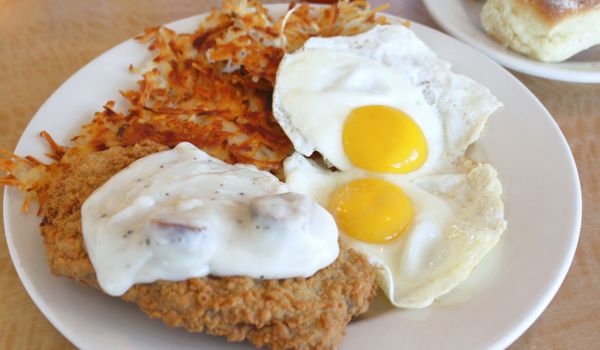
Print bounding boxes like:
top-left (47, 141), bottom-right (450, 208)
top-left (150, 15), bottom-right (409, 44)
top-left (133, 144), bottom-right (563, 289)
top-left (1, 0), bottom-right (387, 207)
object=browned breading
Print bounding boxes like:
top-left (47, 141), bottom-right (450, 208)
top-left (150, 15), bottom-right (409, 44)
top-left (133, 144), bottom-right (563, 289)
top-left (39, 141), bottom-right (167, 284)
top-left (39, 141), bottom-right (377, 350)
top-left (124, 246), bottom-right (374, 350)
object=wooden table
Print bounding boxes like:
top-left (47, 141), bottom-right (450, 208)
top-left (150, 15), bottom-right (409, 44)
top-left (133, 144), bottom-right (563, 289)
top-left (1, 1), bottom-right (598, 349)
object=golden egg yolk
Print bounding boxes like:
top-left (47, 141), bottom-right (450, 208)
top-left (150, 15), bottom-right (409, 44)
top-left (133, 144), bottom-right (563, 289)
top-left (327, 178), bottom-right (414, 243)
top-left (343, 105), bottom-right (428, 174)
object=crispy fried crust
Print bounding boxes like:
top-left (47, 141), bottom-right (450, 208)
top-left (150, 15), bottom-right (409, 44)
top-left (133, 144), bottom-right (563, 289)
top-left (39, 142), bottom-right (377, 350)
top-left (39, 141), bottom-right (167, 285)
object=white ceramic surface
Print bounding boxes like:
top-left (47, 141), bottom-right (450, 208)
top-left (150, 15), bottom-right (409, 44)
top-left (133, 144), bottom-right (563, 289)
top-left (423, 0), bottom-right (600, 83)
top-left (3, 4), bottom-right (581, 350)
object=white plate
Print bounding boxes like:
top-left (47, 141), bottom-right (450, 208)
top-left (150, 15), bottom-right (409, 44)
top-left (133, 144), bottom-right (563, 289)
top-left (423, 0), bottom-right (600, 83)
top-left (3, 4), bottom-right (581, 350)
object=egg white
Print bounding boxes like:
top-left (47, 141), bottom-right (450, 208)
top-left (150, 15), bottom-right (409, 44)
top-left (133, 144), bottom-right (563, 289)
top-left (273, 24), bottom-right (502, 177)
top-left (273, 48), bottom-right (444, 176)
top-left (284, 153), bottom-right (506, 308)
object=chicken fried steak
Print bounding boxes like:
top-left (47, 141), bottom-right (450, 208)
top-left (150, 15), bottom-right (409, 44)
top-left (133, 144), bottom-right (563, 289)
top-left (39, 141), bottom-right (377, 350)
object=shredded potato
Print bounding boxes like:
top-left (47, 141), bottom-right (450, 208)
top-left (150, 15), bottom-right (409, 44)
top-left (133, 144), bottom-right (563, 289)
top-left (0, 0), bottom-right (387, 211)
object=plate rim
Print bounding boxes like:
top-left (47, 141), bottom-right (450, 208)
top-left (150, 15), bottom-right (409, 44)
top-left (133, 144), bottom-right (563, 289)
top-left (3, 3), bottom-right (583, 350)
top-left (422, 0), bottom-right (600, 83)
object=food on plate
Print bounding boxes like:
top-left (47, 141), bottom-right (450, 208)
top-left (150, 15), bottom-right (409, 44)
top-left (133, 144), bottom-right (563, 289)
top-left (284, 154), bottom-right (504, 308)
top-left (273, 25), bottom-right (501, 178)
top-left (1, 0), bottom-right (387, 210)
top-left (274, 24), bottom-right (506, 308)
top-left (0, 1), bottom-right (386, 348)
top-left (38, 140), bottom-right (376, 349)
top-left (0, 0), bottom-right (507, 348)
top-left (82, 142), bottom-right (339, 296)
top-left (481, 0), bottom-right (600, 62)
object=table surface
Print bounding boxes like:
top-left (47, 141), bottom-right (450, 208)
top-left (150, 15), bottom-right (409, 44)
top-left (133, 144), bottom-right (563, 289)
top-left (1, 0), bottom-right (598, 349)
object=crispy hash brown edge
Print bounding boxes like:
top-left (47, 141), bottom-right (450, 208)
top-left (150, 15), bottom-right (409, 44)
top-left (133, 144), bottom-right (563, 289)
top-left (1, 0), bottom-right (388, 206)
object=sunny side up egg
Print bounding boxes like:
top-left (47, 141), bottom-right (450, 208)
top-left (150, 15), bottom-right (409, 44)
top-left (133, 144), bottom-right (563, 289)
top-left (273, 25), bottom-right (502, 178)
top-left (273, 24), bottom-right (507, 308)
top-left (284, 154), bottom-right (505, 308)
top-left (273, 48), bottom-right (444, 177)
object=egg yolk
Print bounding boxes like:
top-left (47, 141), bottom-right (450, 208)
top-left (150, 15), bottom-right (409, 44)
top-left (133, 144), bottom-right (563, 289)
top-left (327, 178), bottom-right (413, 243)
top-left (343, 105), bottom-right (428, 174)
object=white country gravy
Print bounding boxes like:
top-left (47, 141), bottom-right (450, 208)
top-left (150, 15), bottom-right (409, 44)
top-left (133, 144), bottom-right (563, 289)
top-left (81, 142), bottom-right (339, 296)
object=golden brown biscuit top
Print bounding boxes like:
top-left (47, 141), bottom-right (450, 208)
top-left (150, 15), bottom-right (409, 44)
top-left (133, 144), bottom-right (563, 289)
top-left (520, 0), bottom-right (600, 23)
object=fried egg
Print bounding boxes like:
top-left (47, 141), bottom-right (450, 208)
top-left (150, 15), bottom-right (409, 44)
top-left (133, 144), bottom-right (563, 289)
top-left (273, 24), bottom-right (502, 177)
top-left (284, 154), bottom-right (506, 308)
top-left (273, 24), bottom-right (506, 308)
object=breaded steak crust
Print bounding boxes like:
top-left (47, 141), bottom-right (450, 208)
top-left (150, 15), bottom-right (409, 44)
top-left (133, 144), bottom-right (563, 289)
top-left (39, 141), bottom-right (377, 350)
